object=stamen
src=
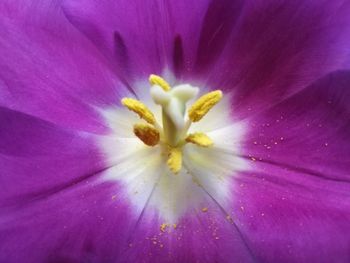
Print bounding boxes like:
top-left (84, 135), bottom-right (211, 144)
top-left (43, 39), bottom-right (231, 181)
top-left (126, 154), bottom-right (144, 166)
top-left (185, 132), bottom-right (213, 147)
top-left (188, 90), bottom-right (222, 122)
top-left (121, 75), bottom-right (224, 175)
top-left (167, 147), bottom-right (182, 174)
top-left (149, 74), bottom-right (171, 91)
top-left (121, 98), bottom-right (156, 125)
top-left (133, 123), bottom-right (160, 146)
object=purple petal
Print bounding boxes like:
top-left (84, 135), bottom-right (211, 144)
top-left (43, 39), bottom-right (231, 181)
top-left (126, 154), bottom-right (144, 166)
top-left (199, 0), bottom-right (350, 118)
top-left (236, 70), bottom-right (350, 261)
top-left (1, 181), bottom-right (134, 262)
top-left (62, 0), bottom-right (173, 80)
top-left (62, 0), bottom-right (350, 102)
top-left (62, 0), bottom-right (230, 80)
top-left (234, 166), bottom-right (350, 262)
top-left (119, 204), bottom-right (256, 263)
top-left (0, 106), bottom-right (121, 262)
top-left (170, 0), bottom-right (245, 80)
top-left (0, 106), bottom-right (105, 203)
top-left (0, 1), bottom-right (129, 132)
top-left (245, 70), bottom-right (350, 181)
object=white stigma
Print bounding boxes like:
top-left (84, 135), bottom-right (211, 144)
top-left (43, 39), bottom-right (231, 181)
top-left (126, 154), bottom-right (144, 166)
top-left (150, 84), bottom-right (199, 146)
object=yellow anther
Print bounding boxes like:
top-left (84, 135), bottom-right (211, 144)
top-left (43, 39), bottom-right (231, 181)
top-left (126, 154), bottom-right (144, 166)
top-left (185, 132), bottom-right (213, 147)
top-left (133, 123), bottom-right (160, 146)
top-left (167, 147), bottom-right (182, 174)
top-left (149, 74), bottom-right (171, 91)
top-left (121, 98), bottom-right (156, 125)
top-left (188, 90), bottom-right (222, 122)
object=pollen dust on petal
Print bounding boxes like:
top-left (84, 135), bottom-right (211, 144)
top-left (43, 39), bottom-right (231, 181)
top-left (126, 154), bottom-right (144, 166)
top-left (160, 223), bottom-right (178, 233)
top-left (160, 223), bottom-right (168, 232)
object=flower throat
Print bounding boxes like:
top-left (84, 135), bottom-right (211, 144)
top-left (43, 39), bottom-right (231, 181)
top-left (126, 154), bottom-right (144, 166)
top-left (121, 74), bottom-right (222, 174)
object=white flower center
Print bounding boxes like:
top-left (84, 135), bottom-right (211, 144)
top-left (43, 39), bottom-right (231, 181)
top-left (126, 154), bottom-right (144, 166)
top-left (99, 74), bottom-right (247, 223)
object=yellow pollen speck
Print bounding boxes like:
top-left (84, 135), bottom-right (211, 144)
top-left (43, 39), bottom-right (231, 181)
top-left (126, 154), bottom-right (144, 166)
top-left (133, 123), bottom-right (160, 146)
top-left (149, 74), bottom-right (171, 91)
top-left (160, 223), bottom-right (168, 232)
top-left (167, 147), bottom-right (182, 174)
top-left (188, 90), bottom-right (222, 122)
top-left (202, 207), bottom-right (208, 212)
top-left (185, 132), bottom-right (213, 147)
top-left (121, 98), bottom-right (156, 124)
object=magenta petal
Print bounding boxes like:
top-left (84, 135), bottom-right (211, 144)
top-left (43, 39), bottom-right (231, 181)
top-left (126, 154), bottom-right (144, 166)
top-left (119, 204), bottom-right (256, 262)
top-left (62, 0), bottom-right (173, 80)
top-left (62, 0), bottom-right (253, 81)
top-left (1, 181), bottom-right (136, 262)
top-left (204, 0), bottom-right (350, 118)
top-left (62, 0), bottom-right (350, 118)
top-left (236, 71), bottom-right (350, 262)
top-left (178, 0), bottom-right (244, 76)
top-left (0, 2), bottom-right (129, 132)
top-left (235, 167), bottom-right (350, 262)
top-left (0, 107), bottom-right (131, 262)
top-left (62, 0), bottom-right (231, 80)
top-left (245, 70), bottom-right (350, 181)
top-left (0, 107), bottom-right (105, 202)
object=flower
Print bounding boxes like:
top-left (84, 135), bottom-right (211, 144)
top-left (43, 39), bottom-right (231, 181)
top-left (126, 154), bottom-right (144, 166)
top-left (1, 0), bottom-right (350, 262)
